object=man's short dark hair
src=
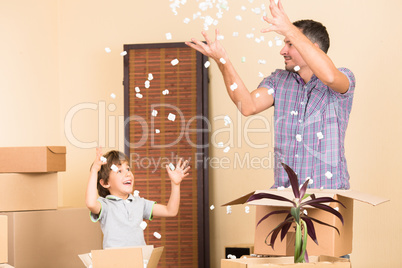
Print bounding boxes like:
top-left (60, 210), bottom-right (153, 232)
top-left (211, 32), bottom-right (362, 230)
top-left (293, 19), bottom-right (330, 53)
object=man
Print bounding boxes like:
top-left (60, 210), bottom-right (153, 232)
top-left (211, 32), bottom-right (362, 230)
top-left (185, 0), bottom-right (355, 189)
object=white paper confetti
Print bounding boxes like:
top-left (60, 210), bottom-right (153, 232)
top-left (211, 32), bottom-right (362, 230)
top-left (258, 72), bottom-right (264, 78)
top-left (100, 156), bottom-right (107, 163)
top-left (166, 33), bottom-right (172, 40)
top-left (294, 66), bottom-right (300, 72)
top-left (275, 39), bottom-right (283, 46)
top-left (183, 17), bottom-right (190, 24)
top-left (111, 164), bottom-right (118, 172)
top-left (120, 51), bottom-right (127, 56)
top-left (219, 58), bottom-right (226, 64)
top-left (306, 177), bottom-right (313, 185)
top-left (217, 142), bottom-right (224, 148)
top-left (155, 129), bottom-right (160, 134)
top-left (204, 61), bottom-right (211, 68)
top-left (168, 163), bottom-right (176, 171)
top-left (135, 87), bottom-right (141, 93)
top-left (153, 232), bottom-right (161, 239)
top-left (134, 190), bottom-right (140, 197)
top-left (233, 32), bottom-right (239, 37)
top-left (235, 15), bottom-right (242, 21)
top-left (267, 88), bottom-right (274, 95)
top-left (171, 58), bottom-right (179, 66)
top-left (151, 110), bottom-right (158, 117)
top-left (245, 206), bottom-right (250, 214)
top-left (162, 89), bottom-right (170, 95)
top-left (230, 82), bottom-right (238, 91)
top-left (140, 221), bottom-right (147, 230)
top-left (168, 113), bottom-right (176, 121)
top-left (105, 47), bottom-right (111, 53)
top-left (224, 115), bottom-right (231, 126)
top-left (296, 134), bottom-right (302, 142)
top-left (145, 80), bottom-right (150, 89)
top-left (223, 146), bottom-right (230, 153)
top-left (255, 93), bottom-right (260, 98)
top-left (258, 59), bottom-right (267, 64)
top-left (241, 56), bottom-right (246, 63)
top-left (210, 205), bottom-right (215, 210)
top-left (255, 38), bottom-right (261, 43)
top-left (217, 34), bottom-right (224, 40)
top-left (226, 206), bottom-right (232, 214)
top-left (317, 132), bottom-right (324, 140)
top-left (110, 93), bottom-right (116, 99)
top-left (136, 93), bottom-right (143, 99)
top-left (241, 6), bottom-right (247, 11)
top-left (148, 73), bottom-right (153, 81)
top-left (277, 186), bottom-right (285, 190)
top-left (268, 40), bottom-right (273, 47)
top-left (303, 209), bottom-right (308, 215)
top-left (334, 207), bottom-right (339, 211)
top-left (325, 171), bottom-right (333, 179)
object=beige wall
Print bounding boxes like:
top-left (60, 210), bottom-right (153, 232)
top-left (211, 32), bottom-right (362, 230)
top-left (1, 0), bottom-right (401, 267)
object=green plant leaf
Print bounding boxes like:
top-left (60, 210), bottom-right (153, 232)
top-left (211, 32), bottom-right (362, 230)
top-left (247, 192), bottom-right (296, 206)
top-left (257, 210), bottom-right (290, 226)
top-left (301, 193), bottom-right (312, 201)
top-left (299, 220), bottom-right (308, 263)
top-left (294, 222), bottom-right (301, 263)
top-left (281, 163), bottom-right (300, 198)
top-left (291, 206), bottom-right (300, 224)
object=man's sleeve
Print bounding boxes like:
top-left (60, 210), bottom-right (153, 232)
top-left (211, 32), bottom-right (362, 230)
top-left (331, 67), bottom-right (356, 98)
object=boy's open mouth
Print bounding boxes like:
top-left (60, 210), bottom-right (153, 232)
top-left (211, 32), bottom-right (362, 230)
top-left (123, 180), bottom-right (132, 185)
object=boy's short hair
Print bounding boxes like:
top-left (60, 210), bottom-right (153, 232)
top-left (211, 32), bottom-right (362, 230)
top-left (97, 150), bottom-right (130, 198)
top-left (293, 19), bottom-right (330, 53)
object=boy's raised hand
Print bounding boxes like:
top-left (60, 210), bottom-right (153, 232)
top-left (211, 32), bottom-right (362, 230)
top-left (166, 158), bottom-right (190, 185)
top-left (91, 147), bottom-right (106, 172)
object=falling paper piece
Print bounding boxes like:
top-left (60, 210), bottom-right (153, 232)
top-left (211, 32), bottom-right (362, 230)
top-left (151, 110), bottom-right (158, 117)
top-left (317, 132), bottom-right (324, 140)
top-left (217, 142), bottom-right (224, 148)
top-left (296, 134), bottom-right (302, 142)
top-left (140, 221), bottom-right (147, 230)
top-left (235, 15), bottom-right (242, 21)
top-left (204, 61), bottom-right (210, 68)
top-left (241, 6), bottom-right (246, 11)
top-left (303, 209), bottom-right (308, 215)
top-left (105, 47), bottom-right (111, 53)
top-left (223, 146), bottom-right (230, 153)
top-left (241, 56), bottom-right (246, 63)
top-left (277, 186), bottom-right (285, 190)
top-left (166, 33), bottom-right (172, 40)
top-left (294, 66), bottom-right (300, 72)
top-left (255, 93), bottom-right (260, 98)
top-left (171, 59), bottom-right (179, 66)
top-left (226, 206), bottom-right (232, 214)
top-left (305, 177), bottom-right (313, 185)
top-left (144, 80), bottom-right (150, 89)
top-left (134, 190), bottom-right (140, 197)
top-left (246, 33), bottom-right (254, 39)
top-left (258, 72), bottom-right (264, 78)
top-left (168, 113), bottom-right (176, 121)
top-left (155, 129), bottom-right (160, 134)
top-left (230, 82), bottom-right (238, 91)
top-left (219, 58), bottom-right (226, 64)
top-left (110, 93), bottom-right (116, 99)
top-left (162, 89), bottom-right (170, 95)
top-left (255, 38), bottom-right (261, 43)
top-left (334, 207), bottom-right (339, 211)
top-left (258, 59), bottom-right (267, 64)
top-left (120, 51), bottom-right (127, 56)
top-left (217, 34), bottom-right (224, 40)
top-left (224, 115), bottom-right (231, 125)
top-left (210, 205), bottom-right (215, 210)
top-left (183, 17), bottom-right (190, 24)
top-left (148, 73), bottom-right (153, 81)
top-left (268, 40), bottom-right (273, 47)
top-left (325, 171), bottom-right (333, 179)
top-left (275, 39), bottom-right (282, 46)
top-left (267, 88), bottom-right (274, 95)
top-left (100, 156), bottom-right (107, 163)
top-left (111, 164), bottom-right (118, 172)
top-left (136, 93), bottom-right (143, 99)
top-left (168, 163), bottom-right (175, 171)
top-left (153, 232), bottom-right (161, 239)
top-left (245, 206), bottom-right (250, 214)
top-left (233, 32), bottom-right (239, 37)
top-left (135, 87), bottom-right (141, 93)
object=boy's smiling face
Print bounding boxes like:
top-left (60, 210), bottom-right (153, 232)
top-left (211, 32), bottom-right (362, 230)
top-left (101, 161), bottom-right (134, 199)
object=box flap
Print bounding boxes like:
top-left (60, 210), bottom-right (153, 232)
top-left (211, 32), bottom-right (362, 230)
top-left (92, 247), bottom-right (143, 267)
top-left (222, 192), bottom-right (256, 206)
top-left (78, 253), bottom-right (92, 268)
top-left (147, 247), bottom-right (164, 268)
top-left (140, 245), bottom-right (154, 261)
top-left (47, 146), bottom-right (66, 154)
top-left (223, 189), bottom-right (389, 207)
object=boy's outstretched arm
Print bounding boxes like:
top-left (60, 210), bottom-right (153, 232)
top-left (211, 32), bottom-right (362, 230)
top-left (152, 159), bottom-right (190, 217)
top-left (85, 148), bottom-right (104, 215)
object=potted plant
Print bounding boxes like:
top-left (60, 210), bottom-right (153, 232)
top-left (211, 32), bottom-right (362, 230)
top-left (247, 163), bottom-right (345, 263)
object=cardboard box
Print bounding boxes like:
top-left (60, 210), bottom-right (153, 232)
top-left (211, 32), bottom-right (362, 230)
top-left (0, 208), bottom-right (102, 268)
top-left (225, 244), bottom-right (254, 259)
top-left (223, 189), bottom-right (389, 257)
top-left (0, 146), bottom-right (66, 173)
top-left (0, 173), bottom-right (58, 212)
top-left (0, 216), bottom-right (7, 264)
top-left (0, 265), bottom-right (14, 268)
top-left (79, 246), bottom-right (164, 268)
top-left (221, 255), bottom-right (350, 268)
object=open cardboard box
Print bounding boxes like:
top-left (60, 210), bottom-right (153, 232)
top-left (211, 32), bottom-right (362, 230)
top-left (223, 189), bottom-right (389, 257)
top-left (221, 255), bottom-right (350, 268)
top-left (0, 146), bottom-right (66, 173)
top-left (0, 216), bottom-right (7, 264)
top-left (79, 245), bottom-right (164, 268)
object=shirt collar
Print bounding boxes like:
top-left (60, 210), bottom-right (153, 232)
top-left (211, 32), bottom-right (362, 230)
top-left (105, 194), bottom-right (134, 201)
top-left (291, 72), bottom-right (322, 92)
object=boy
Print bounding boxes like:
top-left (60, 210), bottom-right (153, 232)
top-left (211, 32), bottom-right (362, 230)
top-left (86, 148), bottom-right (190, 249)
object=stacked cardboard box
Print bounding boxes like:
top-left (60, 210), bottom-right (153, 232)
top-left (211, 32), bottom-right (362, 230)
top-left (0, 146), bottom-right (102, 268)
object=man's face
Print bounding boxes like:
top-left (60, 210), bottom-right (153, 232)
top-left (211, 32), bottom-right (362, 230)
top-left (280, 37), bottom-right (306, 72)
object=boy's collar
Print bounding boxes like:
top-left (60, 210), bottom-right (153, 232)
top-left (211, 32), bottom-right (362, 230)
top-left (105, 194), bottom-right (134, 201)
